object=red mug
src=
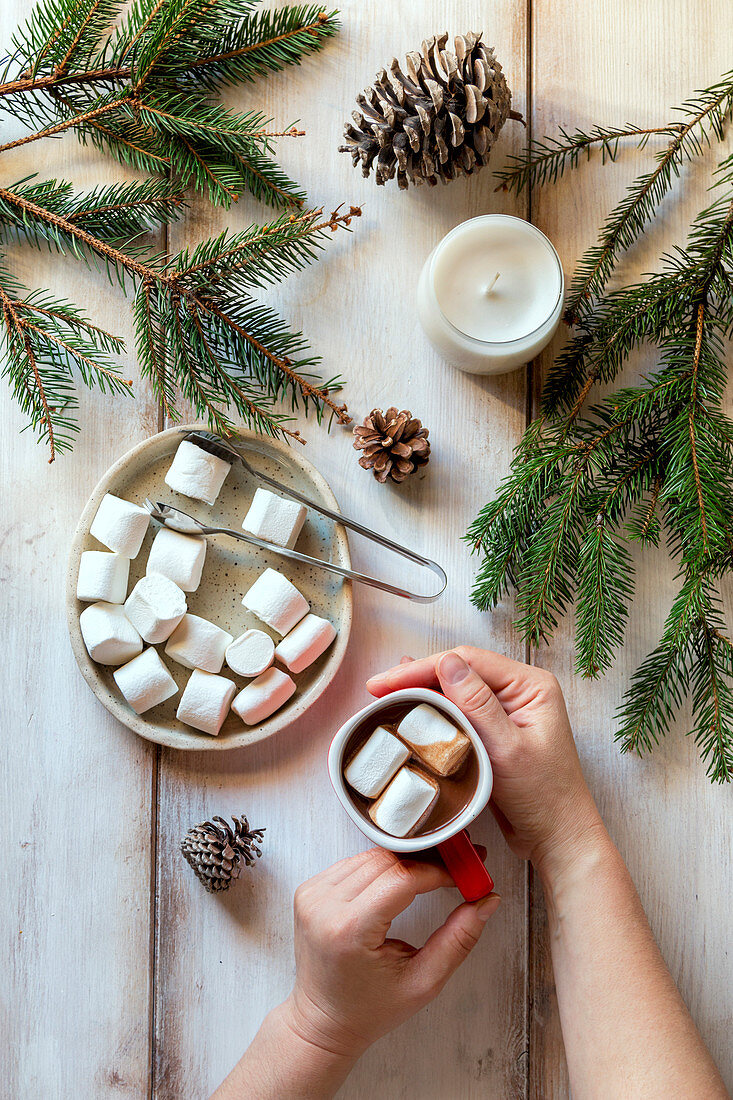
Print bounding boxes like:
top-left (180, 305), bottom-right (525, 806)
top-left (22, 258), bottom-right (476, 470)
top-left (328, 687), bottom-right (494, 902)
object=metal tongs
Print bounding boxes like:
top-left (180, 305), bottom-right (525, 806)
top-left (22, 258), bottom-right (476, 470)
top-left (144, 429), bottom-right (447, 603)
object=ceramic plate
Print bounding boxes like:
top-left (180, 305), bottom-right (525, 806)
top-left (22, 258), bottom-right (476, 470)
top-left (66, 426), bottom-right (352, 750)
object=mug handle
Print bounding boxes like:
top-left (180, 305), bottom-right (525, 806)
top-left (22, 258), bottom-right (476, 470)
top-left (437, 829), bottom-right (494, 902)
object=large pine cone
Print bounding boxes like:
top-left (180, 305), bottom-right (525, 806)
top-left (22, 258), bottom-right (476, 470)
top-left (180, 814), bottom-right (265, 893)
top-left (339, 32), bottom-right (517, 189)
top-left (353, 408), bottom-right (430, 484)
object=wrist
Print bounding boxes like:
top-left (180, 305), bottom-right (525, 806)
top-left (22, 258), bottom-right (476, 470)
top-left (278, 993), bottom-right (366, 1070)
top-left (531, 803), bottom-right (610, 887)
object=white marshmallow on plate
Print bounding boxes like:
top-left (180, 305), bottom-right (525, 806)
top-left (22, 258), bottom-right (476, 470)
top-left (242, 487), bottom-right (306, 549)
top-left (274, 614), bottom-right (336, 674)
top-left (176, 669), bottom-right (236, 735)
top-left (164, 440), bottom-right (231, 505)
top-left (77, 550), bottom-right (130, 604)
top-left (146, 527), bottom-right (206, 592)
top-left (397, 704), bottom-right (471, 776)
top-left (89, 493), bottom-right (149, 558)
top-left (124, 573), bottom-right (187, 643)
top-left (164, 614), bottom-right (233, 673)
top-left (345, 726), bottom-right (410, 799)
top-left (80, 601), bottom-right (143, 666)
top-left (231, 667), bottom-right (295, 726)
top-left (225, 629), bottom-right (274, 678)
top-left (242, 568), bottom-right (308, 635)
top-left (369, 766), bottom-right (439, 838)
top-left (113, 647), bottom-right (178, 714)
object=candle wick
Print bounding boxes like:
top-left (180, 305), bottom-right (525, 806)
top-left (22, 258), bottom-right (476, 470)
top-left (484, 272), bottom-right (501, 295)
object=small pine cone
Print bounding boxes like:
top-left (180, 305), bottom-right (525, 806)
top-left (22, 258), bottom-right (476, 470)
top-left (180, 814), bottom-right (265, 893)
top-left (339, 32), bottom-right (518, 190)
top-left (353, 407), bottom-right (431, 484)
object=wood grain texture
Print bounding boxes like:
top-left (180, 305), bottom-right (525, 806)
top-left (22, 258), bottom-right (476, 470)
top-left (0, 2), bottom-right (161, 1093)
top-left (154, 2), bottom-right (530, 1097)
top-left (529, 1), bottom-right (733, 1094)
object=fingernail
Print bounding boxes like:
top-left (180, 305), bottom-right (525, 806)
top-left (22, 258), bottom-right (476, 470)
top-left (438, 651), bottom-right (470, 685)
top-left (476, 894), bottom-right (501, 921)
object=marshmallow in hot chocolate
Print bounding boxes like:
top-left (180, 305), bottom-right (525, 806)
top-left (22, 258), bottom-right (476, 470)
top-left (274, 614), bottom-right (336, 674)
top-left (242, 568), bottom-right (308, 635)
top-left (397, 703), bottom-right (471, 776)
top-left (369, 765), bottom-right (439, 837)
top-left (164, 440), bottom-right (231, 505)
top-left (77, 550), bottom-right (129, 604)
top-left (344, 726), bottom-right (410, 799)
top-left (90, 493), bottom-right (149, 558)
top-left (242, 487), bottom-right (306, 549)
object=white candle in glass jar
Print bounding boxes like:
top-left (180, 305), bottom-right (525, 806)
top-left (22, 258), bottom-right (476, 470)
top-left (417, 214), bottom-right (564, 374)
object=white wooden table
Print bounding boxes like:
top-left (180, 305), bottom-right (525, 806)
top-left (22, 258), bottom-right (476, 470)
top-left (3, 1), bottom-right (732, 1096)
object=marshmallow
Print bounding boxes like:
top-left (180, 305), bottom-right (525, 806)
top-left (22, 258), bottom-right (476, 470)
top-left (164, 440), bottom-right (231, 505)
top-left (79, 601), bottom-right (143, 665)
top-left (274, 614), bottom-right (336, 674)
top-left (164, 614), bottom-right (233, 673)
top-left (397, 704), bottom-right (471, 777)
top-left (345, 727), bottom-right (410, 799)
top-left (124, 573), bottom-right (187, 643)
top-left (225, 629), bottom-right (275, 678)
top-left (90, 493), bottom-right (149, 558)
top-left (231, 667), bottom-right (296, 726)
top-left (242, 568), bottom-right (308, 635)
top-left (369, 766), bottom-right (439, 838)
top-left (146, 527), bottom-right (206, 592)
top-left (176, 669), bottom-right (236, 735)
top-left (242, 488), bottom-right (306, 549)
top-left (113, 647), bottom-right (178, 714)
top-left (77, 550), bottom-right (130, 604)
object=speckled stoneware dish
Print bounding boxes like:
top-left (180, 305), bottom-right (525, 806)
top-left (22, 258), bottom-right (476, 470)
top-left (66, 425), bottom-right (352, 750)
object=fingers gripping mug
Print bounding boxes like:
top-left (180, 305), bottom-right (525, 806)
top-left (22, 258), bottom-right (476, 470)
top-left (328, 687), bottom-right (494, 901)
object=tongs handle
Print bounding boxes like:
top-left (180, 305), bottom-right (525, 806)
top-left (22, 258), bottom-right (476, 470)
top-left (246, 466), bottom-right (446, 603)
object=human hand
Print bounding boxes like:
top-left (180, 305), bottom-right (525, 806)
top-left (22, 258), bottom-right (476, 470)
top-left (367, 648), bottom-right (605, 876)
top-left (283, 846), bottom-right (501, 1061)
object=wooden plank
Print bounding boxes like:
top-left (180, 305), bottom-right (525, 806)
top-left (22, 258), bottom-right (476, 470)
top-left (0, 4), bottom-right (160, 1091)
top-left (529, 1), bottom-right (733, 1094)
top-left (152, 2), bottom-right (531, 1096)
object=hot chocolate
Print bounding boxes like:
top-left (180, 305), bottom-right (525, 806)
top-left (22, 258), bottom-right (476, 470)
top-left (342, 700), bottom-right (479, 838)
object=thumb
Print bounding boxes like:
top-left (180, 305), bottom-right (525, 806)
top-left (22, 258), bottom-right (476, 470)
top-left (410, 894), bottom-right (501, 997)
top-left (436, 651), bottom-right (515, 751)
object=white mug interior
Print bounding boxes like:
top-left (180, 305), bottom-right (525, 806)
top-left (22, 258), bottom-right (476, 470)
top-left (327, 687), bottom-right (493, 853)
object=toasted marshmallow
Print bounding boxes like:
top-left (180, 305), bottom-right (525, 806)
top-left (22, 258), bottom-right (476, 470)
top-left (231, 667), bottom-right (295, 726)
top-left (176, 669), bottom-right (236, 735)
top-left (146, 527), bottom-right (206, 593)
top-left (90, 493), bottom-right (149, 558)
top-left (124, 573), bottom-right (187, 644)
top-left (274, 614), bottom-right (336, 674)
top-left (397, 704), bottom-right (471, 776)
top-left (242, 488), bottom-right (306, 549)
top-left (113, 647), bottom-right (178, 714)
top-left (77, 550), bottom-right (130, 604)
top-left (225, 629), bottom-right (274, 678)
top-left (344, 726), bottom-right (410, 799)
top-left (164, 440), bottom-right (231, 505)
top-left (242, 568), bottom-right (308, 635)
top-left (369, 766), bottom-right (439, 838)
top-left (80, 601), bottom-right (142, 666)
top-left (164, 613), bottom-right (233, 673)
